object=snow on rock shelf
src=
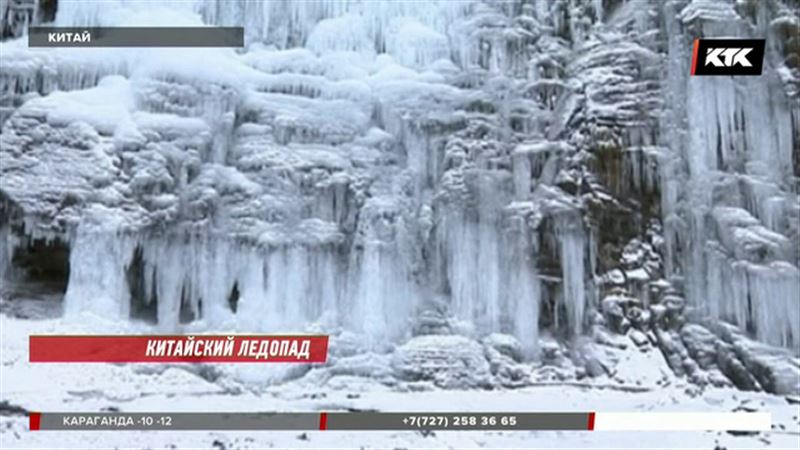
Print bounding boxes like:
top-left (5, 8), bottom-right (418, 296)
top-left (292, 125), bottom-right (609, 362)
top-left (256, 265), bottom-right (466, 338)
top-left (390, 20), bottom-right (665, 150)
top-left (1, 0), bottom-right (798, 395)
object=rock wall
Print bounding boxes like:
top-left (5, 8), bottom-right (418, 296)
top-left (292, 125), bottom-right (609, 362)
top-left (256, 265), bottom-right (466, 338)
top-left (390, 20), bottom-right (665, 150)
top-left (0, 1), bottom-right (798, 384)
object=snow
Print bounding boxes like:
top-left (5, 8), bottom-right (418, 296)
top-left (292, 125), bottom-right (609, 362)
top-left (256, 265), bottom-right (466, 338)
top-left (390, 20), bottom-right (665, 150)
top-left (384, 18), bottom-right (450, 68)
top-left (27, 75), bottom-right (134, 135)
top-left (2, 0), bottom-right (794, 354)
top-left (679, 0), bottom-right (741, 24)
top-left (391, 335), bottom-right (492, 388)
top-left (307, 15), bottom-right (374, 56)
top-left (2, 315), bottom-right (799, 449)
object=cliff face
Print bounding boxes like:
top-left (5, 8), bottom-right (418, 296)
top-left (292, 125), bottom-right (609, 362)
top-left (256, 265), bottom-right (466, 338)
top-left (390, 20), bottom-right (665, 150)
top-left (0, 0), bottom-right (798, 391)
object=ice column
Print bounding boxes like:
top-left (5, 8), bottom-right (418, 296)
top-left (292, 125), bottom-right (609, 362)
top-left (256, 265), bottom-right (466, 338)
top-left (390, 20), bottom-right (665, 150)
top-left (556, 216), bottom-right (588, 336)
top-left (507, 229), bottom-right (541, 358)
top-left (63, 228), bottom-right (136, 320)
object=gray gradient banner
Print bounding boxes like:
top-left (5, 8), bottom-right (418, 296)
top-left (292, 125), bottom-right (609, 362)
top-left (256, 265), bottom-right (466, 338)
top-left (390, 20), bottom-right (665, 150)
top-left (28, 27), bottom-right (244, 47)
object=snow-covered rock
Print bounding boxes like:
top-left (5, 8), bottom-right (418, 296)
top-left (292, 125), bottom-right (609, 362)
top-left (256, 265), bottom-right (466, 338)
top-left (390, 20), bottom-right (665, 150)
top-left (391, 335), bottom-right (492, 388)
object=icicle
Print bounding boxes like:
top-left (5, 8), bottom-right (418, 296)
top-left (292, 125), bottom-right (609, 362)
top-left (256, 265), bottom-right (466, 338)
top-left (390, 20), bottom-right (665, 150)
top-left (234, 247), bottom-right (268, 329)
top-left (0, 224), bottom-right (13, 283)
top-left (507, 226), bottom-right (541, 359)
top-left (512, 151), bottom-right (532, 200)
top-left (403, 121), bottom-right (431, 182)
top-left (443, 209), bottom-right (504, 337)
top-left (677, 17), bottom-right (797, 353)
top-left (347, 196), bottom-right (416, 348)
top-left (555, 215), bottom-right (588, 336)
top-left (593, 0), bottom-right (604, 23)
top-left (705, 243), bottom-right (749, 329)
top-left (63, 228), bottom-right (137, 320)
top-left (152, 240), bottom-right (187, 330)
top-left (351, 242), bottom-right (392, 346)
top-left (747, 262), bottom-right (800, 350)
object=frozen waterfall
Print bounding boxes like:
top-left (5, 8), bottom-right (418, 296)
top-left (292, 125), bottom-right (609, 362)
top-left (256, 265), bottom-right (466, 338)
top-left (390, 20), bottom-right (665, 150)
top-left (1, 0), bottom-right (798, 361)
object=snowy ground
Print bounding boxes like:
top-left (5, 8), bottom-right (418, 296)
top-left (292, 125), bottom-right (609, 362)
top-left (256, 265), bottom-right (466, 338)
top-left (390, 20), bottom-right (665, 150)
top-left (1, 311), bottom-right (799, 450)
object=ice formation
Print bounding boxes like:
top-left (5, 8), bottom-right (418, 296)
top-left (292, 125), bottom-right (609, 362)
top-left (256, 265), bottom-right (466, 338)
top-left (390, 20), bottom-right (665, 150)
top-left (0, 0), bottom-right (798, 366)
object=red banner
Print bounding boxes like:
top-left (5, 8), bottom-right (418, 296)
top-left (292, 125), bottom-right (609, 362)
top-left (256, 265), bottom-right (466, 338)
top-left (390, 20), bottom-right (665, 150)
top-left (29, 335), bottom-right (328, 363)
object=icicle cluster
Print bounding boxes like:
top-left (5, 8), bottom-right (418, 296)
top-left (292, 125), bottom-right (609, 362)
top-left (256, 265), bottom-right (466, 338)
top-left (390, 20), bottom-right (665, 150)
top-left (1, 0), bottom-right (797, 360)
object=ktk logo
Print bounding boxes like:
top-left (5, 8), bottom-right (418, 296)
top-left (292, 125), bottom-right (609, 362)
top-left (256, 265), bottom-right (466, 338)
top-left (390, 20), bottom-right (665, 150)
top-left (690, 39), bottom-right (765, 76)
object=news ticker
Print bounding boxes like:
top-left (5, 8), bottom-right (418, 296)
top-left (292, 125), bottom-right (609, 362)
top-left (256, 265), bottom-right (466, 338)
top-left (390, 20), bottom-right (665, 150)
top-left (29, 412), bottom-right (771, 432)
top-left (29, 335), bottom-right (329, 363)
top-left (28, 27), bottom-right (244, 47)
